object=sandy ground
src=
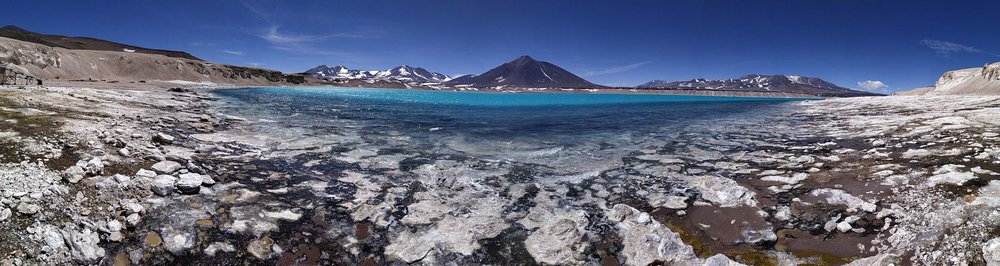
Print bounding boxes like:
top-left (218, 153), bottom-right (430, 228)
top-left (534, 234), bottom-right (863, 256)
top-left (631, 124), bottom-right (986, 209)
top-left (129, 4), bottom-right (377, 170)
top-left (0, 81), bottom-right (999, 265)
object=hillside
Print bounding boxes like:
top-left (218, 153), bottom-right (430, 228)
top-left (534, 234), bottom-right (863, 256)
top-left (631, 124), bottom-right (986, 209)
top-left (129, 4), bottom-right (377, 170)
top-left (0, 25), bottom-right (201, 61)
top-left (0, 36), bottom-right (303, 86)
top-left (902, 62), bottom-right (1000, 95)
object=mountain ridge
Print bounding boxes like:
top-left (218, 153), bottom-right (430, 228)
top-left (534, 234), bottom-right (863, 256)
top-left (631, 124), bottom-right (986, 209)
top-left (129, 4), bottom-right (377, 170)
top-left (0, 25), bottom-right (202, 61)
top-left (638, 74), bottom-right (880, 97)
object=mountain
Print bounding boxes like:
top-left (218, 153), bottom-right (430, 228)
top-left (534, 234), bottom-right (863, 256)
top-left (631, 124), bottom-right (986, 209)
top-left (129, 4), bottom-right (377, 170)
top-left (0, 25), bottom-right (202, 61)
top-left (445, 56), bottom-right (603, 89)
top-left (306, 65), bottom-right (450, 84)
top-left (638, 74), bottom-right (880, 97)
top-left (0, 31), bottom-right (303, 85)
top-left (896, 62), bottom-right (1000, 95)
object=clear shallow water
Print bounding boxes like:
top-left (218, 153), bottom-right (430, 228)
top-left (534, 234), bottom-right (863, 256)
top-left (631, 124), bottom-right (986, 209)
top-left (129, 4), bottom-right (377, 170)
top-left (211, 87), bottom-right (811, 178)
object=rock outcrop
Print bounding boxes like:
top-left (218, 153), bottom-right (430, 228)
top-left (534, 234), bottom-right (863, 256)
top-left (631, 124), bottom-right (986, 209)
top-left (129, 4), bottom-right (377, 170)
top-left (897, 62), bottom-right (1000, 95)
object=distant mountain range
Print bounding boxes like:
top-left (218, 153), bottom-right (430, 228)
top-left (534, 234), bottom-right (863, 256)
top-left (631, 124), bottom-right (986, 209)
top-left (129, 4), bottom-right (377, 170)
top-left (306, 57), bottom-right (878, 96)
top-left (638, 75), bottom-right (881, 97)
top-left (0, 25), bottom-right (202, 61)
top-left (306, 65), bottom-right (450, 84)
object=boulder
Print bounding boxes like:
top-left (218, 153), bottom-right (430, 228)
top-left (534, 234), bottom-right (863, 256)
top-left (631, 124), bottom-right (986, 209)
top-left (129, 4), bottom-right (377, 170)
top-left (151, 161), bottom-right (183, 174)
top-left (153, 132), bottom-right (176, 144)
top-left (63, 227), bottom-right (106, 263)
top-left (62, 166), bottom-right (86, 183)
top-left (175, 173), bottom-right (204, 194)
top-left (151, 175), bottom-right (177, 196)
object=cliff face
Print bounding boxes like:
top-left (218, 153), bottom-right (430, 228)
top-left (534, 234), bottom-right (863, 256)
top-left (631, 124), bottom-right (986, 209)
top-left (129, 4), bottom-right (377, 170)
top-left (0, 37), bottom-right (303, 86)
top-left (901, 62), bottom-right (1000, 95)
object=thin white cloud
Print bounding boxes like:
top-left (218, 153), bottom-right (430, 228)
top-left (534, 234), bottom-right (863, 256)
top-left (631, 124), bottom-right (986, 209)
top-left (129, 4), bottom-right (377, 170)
top-left (920, 39), bottom-right (998, 57)
top-left (222, 50), bottom-right (244, 56)
top-left (584, 61), bottom-right (652, 76)
top-left (858, 80), bottom-right (889, 92)
top-left (259, 26), bottom-right (379, 55)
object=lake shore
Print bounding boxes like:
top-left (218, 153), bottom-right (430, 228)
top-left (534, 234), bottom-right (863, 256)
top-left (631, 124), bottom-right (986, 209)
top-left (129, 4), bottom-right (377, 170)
top-left (1, 82), bottom-right (999, 265)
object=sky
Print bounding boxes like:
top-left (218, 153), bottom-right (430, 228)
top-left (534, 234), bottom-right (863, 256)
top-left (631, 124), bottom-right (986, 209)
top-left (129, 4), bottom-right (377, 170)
top-left (2, 0), bottom-right (999, 92)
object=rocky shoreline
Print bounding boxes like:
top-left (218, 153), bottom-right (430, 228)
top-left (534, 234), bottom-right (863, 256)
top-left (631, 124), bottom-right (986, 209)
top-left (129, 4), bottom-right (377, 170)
top-left (1, 83), bottom-right (999, 265)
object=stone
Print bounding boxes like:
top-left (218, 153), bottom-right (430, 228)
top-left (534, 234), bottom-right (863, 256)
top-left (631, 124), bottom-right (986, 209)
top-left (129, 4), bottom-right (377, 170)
top-left (175, 173), bottom-right (204, 194)
top-left (65, 227), bottom-right (106, 263)
top-left (118, 148), bottom-right (130, 157)
top-left (607, 204), bottom-right (698, 265)
top-left (205, 242), bottom-right (236, 257)
top-left (246, 236), bottom-right (273, 260)
top-left (108, 232), bottom-right (123, 242)
top-left (151, 175), bottom-right (177, 196)
top-left (16, 202), bottom-right (40, 215)
top-left (84, 157), bottom-right (104, 176)
top-left (62, 166), bottom-right (86, 183)
top-left (161, 227), bottom-right (195, 256)
top-left (126, 213), bottom-right (141, 227)
top-left (108, 219), bottom-right (123, 232)
top-left (135, 169), bottom-right (157, 178)
top-left (151, 161), bottom-right (183, 174)
top-left (0, 208), bottom-right (10, 221)
top-left (153, 132), bottom-right (175, 144)
top-left (523, 211), bottom-right (589, 264)
top-left (984, 238), bottom-right (1000, 266)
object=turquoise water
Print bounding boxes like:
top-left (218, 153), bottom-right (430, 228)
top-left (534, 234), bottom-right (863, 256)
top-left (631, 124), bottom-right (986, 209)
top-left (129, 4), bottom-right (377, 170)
top-left (238, 87), bottom-right (817, 106)
top-left (212, 87), bottom-right (812, 174)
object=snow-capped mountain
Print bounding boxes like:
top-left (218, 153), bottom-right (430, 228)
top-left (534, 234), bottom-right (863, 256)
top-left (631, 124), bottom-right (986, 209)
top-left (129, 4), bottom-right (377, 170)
top-left (305, 65), bottom-right (450, 84)
top-left (445, 55), bottom-right (603, 89)
top-left (638, 74), bottom-right (880, 97)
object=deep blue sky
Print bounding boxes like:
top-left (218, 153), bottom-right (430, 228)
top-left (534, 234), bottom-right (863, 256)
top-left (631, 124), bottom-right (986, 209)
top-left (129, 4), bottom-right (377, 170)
top-left (3, 0), bottom-right (999, 92)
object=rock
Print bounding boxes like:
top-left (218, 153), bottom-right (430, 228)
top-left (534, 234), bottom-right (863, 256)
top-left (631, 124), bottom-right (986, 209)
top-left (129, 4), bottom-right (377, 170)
top-left (151, 175), bottom-right (177, 196)
top-left (16, 202), bottom-right (40, 215)
top-left (112, 174), bottom-right (130, 184)
top-left (836, 221), bottom-right (853, 233)
top-left (523, 211), bottom-right (589, 264)
top-left (84, 157), bottom-right (104, 176)
top-left (126, 213), bottom-right (142, 227)
top-left (984, 238), bottom-right (1000, 266)
top-left (648, 193), bottom-right (689, 209)
top-left (151, 161), bottom-right (182, 174)
top-left (607, 204), bottom-right (698, 265)
top-left (118, 148), bottom-right (130, 157)
top-left (246, 236), bottom-right (273, 260)
top-left (135, 169), bottom-right (157, 178)
top-left (703, 254), bottom-right (747, 266)
top-left (161, 227), bottom-right (195, 256)
top-left (108, 232), bottom-right (123, 242)
top-left (0, 208), bottom-right (10, 221)
top-left (62, 166), bottom-right (86, 183)
top-left (153, 132), bottom-right (175, 144)
top-left (64, 227), bottom-right (106, 263)
top-left (108, 220), bottom-right (123, 232)
top-left (204, 242), bottom-right (236, 257)
top-left (175, 173), bottom-right (204, 194)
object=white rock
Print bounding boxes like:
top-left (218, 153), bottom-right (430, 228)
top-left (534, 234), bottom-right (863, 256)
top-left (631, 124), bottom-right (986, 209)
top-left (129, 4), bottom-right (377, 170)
top-left (16, 202), bottom-right (40, 215)
top-left (607, 204), bottom-right (698, 265)
top-left (84, 157), bottom-right (104, 176)
top-left (151, 175), bottom-right (177, 196)
top-left (984, 238), bottom-right (1000, 266)
top-left (135, 169), bottom-right (157, 178)
top-left (205, 242), bottom-right (236, 257)
top-left (0, 208), bottom-right (10, 221)
top-left (64, 227), bottom-right (106, 263)
top-left (162, 227), bottom-right (195, 255)
top-left (151, 161), bottom-right (183, 174)
top-left (175, 173), bottom-right (204, 194)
